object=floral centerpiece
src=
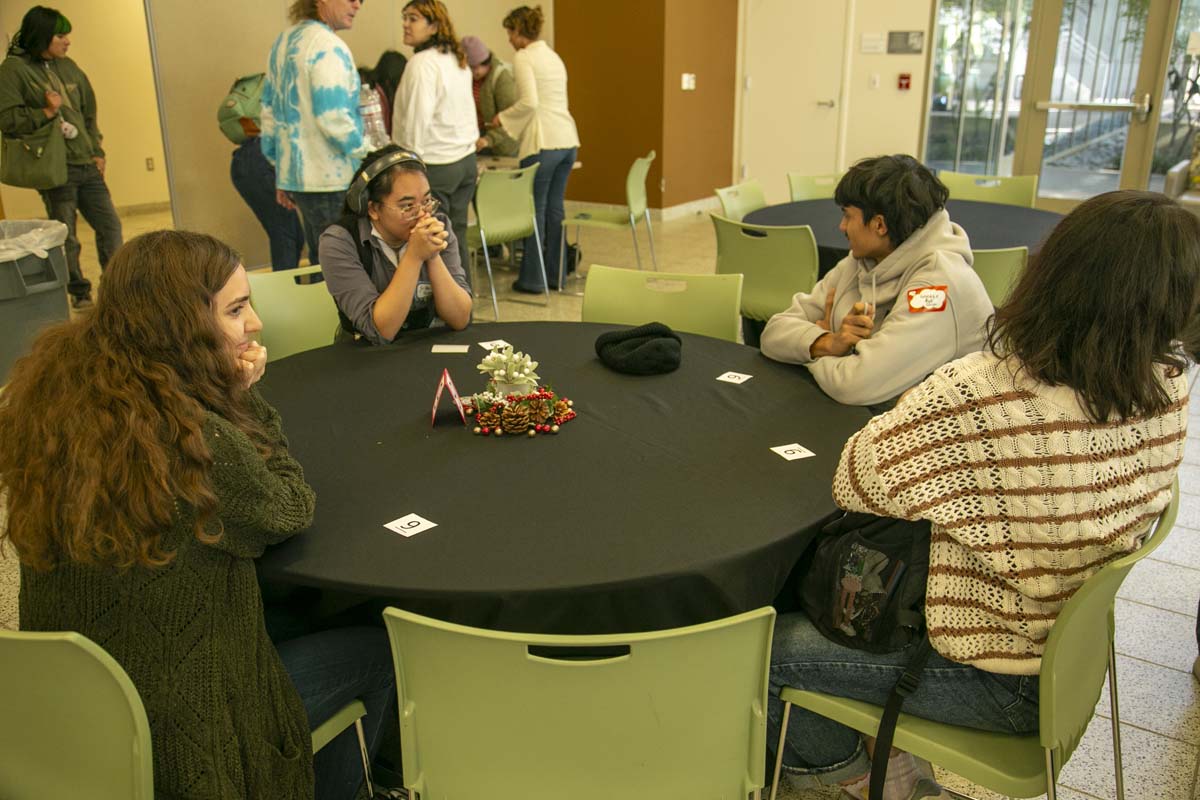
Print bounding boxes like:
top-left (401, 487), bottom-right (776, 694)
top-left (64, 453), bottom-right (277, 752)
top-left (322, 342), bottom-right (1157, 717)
top-left (466, 346), bottom-right (577, 438)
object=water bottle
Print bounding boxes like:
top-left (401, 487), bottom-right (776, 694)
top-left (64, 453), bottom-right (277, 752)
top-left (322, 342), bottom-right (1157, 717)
top-left (358, 84), bottom-right (389, 150)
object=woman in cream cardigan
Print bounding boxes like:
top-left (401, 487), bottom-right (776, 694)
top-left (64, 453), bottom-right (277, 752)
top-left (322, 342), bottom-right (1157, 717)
top-left (492, 5), bottom-right (580, 293)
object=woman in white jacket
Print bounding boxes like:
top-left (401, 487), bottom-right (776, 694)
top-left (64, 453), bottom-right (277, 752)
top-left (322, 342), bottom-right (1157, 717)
top-left (393, 0), bottom-right (477, 286)
top-left (493, 5), bottom-right (580, 293)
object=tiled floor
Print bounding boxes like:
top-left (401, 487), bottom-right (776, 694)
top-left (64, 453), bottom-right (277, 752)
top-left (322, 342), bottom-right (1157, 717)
top-left (1, 204), bottom-right (1198, 799)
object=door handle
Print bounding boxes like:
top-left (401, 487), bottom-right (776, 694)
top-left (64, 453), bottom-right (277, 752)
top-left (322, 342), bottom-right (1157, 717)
top-left (1035, 93), bottom-right (1151, 122)
top-left (816, 99), bottom-right (836, 109)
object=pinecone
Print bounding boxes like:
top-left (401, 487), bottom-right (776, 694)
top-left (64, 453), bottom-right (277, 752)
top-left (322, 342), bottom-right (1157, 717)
top-left (501, 404), bottom-right (531, 434)
top-left (527, 398), bottom-right (551, 424)
top-left (553, 399), bottom-right (571, 419)
top-left (477, 407), bottom-right (501, 429)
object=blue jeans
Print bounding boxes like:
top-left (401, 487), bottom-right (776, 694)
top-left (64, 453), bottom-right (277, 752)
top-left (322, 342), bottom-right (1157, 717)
top-left (231, 138), bottom-right (305, 270)
top-left (518, 147), bottom-right (576, 290)
top-left (768, 613), bottom-right (1040, 788)
top-left (39, 161), bottom-right (123, 299)
top-left (292, 191), bottom-right (347, 267)
top-left (275, 626), bottom-right (396, 800)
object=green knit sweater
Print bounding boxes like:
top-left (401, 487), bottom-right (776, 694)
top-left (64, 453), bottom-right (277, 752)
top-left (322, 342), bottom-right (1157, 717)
top-left (19, 389), bottom-right (317, 799)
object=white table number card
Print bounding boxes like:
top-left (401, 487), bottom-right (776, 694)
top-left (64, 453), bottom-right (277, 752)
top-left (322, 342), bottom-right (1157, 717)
top-left (385, 513), bottom-right (438, 537)
top-left (716, 371), bottom-right (753, 384)
top-left (478, 339), bottom-right (511, 351)
top-left (771, 443), bottom-right (815, 461)
top-left (431, 344), bottom-right (471, 354)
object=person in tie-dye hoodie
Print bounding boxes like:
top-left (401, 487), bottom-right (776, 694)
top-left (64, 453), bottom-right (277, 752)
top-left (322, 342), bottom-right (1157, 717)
top-left (262, 0), bottom-right (369, 264)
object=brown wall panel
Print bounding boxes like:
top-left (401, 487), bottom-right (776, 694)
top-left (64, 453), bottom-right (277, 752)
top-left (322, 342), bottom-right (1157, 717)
top-left (555, 0), bottom-right (665, 206)
top-left (662, 0), bottom-right (736, 207)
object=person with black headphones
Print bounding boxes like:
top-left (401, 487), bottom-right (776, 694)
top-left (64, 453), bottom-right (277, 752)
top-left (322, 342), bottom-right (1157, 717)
top-left (319, 145), bottom-right (473, 344)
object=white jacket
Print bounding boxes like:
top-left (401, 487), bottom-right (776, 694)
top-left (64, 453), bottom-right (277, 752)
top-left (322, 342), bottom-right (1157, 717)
top-left (497, 40), bottom-right (580, 160)
top-left (760, 209), bottom-right (993, 407)
top-left (261, 21), bottom-right (367, 192)
top-left (391, 48), bottom-right (476, 165)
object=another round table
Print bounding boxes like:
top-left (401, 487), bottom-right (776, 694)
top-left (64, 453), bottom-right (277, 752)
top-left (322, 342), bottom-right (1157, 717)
top-left (257, 321), bottom-right (872, 634)
top-left (744, 199), bottom-right (1063, 276)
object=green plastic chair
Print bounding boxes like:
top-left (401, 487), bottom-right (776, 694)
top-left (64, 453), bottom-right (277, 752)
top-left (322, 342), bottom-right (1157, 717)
top-left (0, 630), bottom-right (154, 799)
top-left (247, 265), bottom-right (340, 362)
top-left (581, 264), bottom-right (743, 342)
top-left (786, 173), bottom-right (841, 202)
top-left (312, 698), bottom-right (375, 796)
top-left (715, 179), bottom-right (768, 221)
top-left (382, 605), bottom-right (776, 800)
top-left (940, 170), bottom-right (1039, 207)
top-left (972, 246), bottom-right (1028, 307)
top-left (475, 164), bottom-right (550, 318)
top-left (769, 480), bottom-right (1179, 800)
top-left (561, 150), bottom-right (658, 285)
top-left (711, 214), bottom-right (818, 322)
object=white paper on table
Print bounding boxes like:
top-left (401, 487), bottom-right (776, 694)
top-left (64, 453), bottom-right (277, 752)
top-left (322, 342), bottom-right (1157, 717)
top-left (770, 443), bottom-right (815, 461)
top-left (385, 513), bottom-right (438, 537)
top-left (431, 344), bottom-right (471, 354)
top-left (716, 371), bottom-right (753, 384)
top-left (478, 339), bottom-right (512, 350)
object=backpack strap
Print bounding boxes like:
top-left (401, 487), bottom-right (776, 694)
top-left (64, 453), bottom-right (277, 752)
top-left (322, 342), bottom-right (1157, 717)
top-left (868, 635), bottom-right (934, 800)
top-left (334, 218), bottom-right (375, 336)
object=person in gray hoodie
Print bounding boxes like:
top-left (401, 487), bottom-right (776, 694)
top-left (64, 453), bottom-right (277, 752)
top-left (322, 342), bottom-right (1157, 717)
top-left (761, 154), bottom-right (992, 409)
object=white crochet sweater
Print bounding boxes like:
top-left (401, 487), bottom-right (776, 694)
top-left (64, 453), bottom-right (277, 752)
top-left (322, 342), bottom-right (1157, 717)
top-left (833, 350), bottom-right (1187, 674)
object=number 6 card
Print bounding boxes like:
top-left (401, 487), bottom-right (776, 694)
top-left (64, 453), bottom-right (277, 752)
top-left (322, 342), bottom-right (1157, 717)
top-left (770, 443), bottom-right (815, 461)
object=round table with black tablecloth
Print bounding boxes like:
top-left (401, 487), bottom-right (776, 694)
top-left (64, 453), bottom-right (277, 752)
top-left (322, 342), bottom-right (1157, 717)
top-left (256, 321), bottom-right (872, 634)
top-left (744, 199), bottom-right (1063, 277)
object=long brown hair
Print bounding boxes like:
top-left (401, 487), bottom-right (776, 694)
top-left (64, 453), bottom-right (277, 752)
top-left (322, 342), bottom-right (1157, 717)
top-left (0, 230), bottom-right (269, 571)
top-left (988, 190), bottom-right (1200, 422)
top-left (403, 0), bottom-right (467, 68)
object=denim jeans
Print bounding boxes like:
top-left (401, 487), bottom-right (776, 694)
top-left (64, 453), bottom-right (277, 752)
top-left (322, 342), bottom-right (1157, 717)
top-left (768, 613), bottom-right (1040, 788)
top-left (426, 152), bottom-right (477, 290)
top-left (518, 147), bottom-right (576, 290)
top-left (292, 191), bottom-right (347, 267)
top-left (39, 161), bottom-right (123, 299)
top-left (275, 626), bottom-right (396, 800)
top-left (231, 138), bottom-right (305, 270)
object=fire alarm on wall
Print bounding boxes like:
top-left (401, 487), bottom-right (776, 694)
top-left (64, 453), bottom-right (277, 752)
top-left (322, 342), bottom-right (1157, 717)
top-left (898, 73), bottom-right (912, 91)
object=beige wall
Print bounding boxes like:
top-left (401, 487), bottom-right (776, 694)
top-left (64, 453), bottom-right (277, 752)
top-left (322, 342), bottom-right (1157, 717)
top-left (841, 0), bottom-right (932, 166)
top-left (0, 0), bottom-right (169, 220)
top-left (146, 0), bottom-right (544, 268)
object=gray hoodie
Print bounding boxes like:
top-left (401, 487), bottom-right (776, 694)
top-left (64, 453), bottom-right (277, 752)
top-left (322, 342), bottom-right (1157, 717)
top-left (760, 208), bottom-right (993, 407)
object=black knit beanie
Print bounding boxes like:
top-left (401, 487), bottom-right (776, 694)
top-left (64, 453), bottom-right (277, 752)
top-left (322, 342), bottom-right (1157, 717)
top-left (594, 322), bottom-right (682, 375)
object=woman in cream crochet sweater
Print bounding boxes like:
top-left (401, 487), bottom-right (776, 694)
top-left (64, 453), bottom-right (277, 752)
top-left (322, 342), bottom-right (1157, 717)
top-left (769, 190), bottom-right (1200, 800)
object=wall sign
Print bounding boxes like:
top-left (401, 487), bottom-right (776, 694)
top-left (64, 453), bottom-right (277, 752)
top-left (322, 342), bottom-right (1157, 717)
top-left (887, 31), bottom-right (925, 54)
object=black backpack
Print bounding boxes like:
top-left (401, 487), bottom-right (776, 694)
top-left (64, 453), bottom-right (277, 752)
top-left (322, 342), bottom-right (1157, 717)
top-left (797, 512), bottom-right (936, 800)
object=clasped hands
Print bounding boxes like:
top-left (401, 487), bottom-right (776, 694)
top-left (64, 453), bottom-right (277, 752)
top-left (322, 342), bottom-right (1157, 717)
top-left (810, 287), bottom-right (875, 358)
top-left (407, 214), bottom-right (449, 262)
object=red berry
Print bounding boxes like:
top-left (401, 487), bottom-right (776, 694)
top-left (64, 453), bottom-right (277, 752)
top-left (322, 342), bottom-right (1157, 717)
top-left (481, 426), bottom-right (490, 435)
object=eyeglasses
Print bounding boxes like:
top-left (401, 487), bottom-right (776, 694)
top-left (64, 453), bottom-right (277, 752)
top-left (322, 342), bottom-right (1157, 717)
top-left (382, 197), bottom-right (439, 220)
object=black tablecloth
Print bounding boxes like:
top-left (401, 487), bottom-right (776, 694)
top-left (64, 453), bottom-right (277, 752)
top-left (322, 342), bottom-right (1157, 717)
top-left (744, 199), bottom-right (1063, 276)
top-left (257, 322), bottom-right (871, 634)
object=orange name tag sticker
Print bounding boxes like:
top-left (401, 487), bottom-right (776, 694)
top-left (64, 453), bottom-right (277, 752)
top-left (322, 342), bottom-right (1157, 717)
top-left (907, 286), bottom-right (948, 312)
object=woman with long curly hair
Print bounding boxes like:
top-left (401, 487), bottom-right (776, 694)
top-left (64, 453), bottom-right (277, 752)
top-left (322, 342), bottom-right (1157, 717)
top-left (0, 230), bottom-right (394, 800)
top-left (392, 0), bottom-right (477, 282)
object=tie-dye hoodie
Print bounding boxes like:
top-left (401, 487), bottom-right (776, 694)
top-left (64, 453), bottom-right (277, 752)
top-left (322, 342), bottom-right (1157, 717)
top-left (261, 20), bottom-right (367, 192)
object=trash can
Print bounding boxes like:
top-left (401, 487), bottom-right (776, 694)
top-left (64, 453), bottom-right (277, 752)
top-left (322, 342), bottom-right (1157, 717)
top-left (0, 220), bottom-right (70, 383)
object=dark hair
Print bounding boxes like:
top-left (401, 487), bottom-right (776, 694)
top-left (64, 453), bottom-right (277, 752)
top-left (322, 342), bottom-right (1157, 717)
top-left (403, 0), bottom-right (468, 68)
top-left (0, 230), bottom-right (270, 571)
top-left (373, 50), bottom-right (408, 102)
top-left (833, 155), bottom-right (948, 247)
top-left (10, 5), bottom-right (71, 59)
top-left (503, 5), bottom-right (544, 39)
top-left (988, 190), bottom-right (1200, 422)
top-left (343, 144), bottom-right (428, 217)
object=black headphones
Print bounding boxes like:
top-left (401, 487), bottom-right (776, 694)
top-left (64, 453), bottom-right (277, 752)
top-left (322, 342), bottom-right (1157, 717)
top-left (346, 149), bottom-right (426, 216)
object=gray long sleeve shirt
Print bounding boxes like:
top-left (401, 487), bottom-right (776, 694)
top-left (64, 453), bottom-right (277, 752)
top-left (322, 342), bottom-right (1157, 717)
top-left (318, 213), bottom-right (470, 344)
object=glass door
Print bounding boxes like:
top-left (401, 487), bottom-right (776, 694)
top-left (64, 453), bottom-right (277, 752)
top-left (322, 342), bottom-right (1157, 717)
top-left (1010, 0), bottom-right (1185, 210)
top-left (925, 0), bottom-right (1194, 210)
